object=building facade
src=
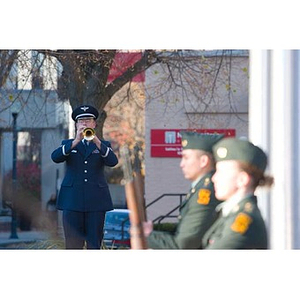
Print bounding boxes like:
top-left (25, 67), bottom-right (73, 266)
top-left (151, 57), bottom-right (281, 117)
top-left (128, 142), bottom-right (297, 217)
top-left (144, 50), bottom-right (250, 221)
top-left (0, 51), bottom-right (68, 231)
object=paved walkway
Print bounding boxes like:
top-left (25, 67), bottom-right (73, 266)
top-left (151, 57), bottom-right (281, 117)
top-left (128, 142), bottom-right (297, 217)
top-left (0, 230), bottom-right (51, 246)
top-left (0, 214), bottom-right (63, 248)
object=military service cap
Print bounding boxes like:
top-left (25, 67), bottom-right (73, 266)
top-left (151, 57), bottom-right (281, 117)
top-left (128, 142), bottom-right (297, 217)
top-left (213, 138), bottom-right (267, 172)
top-left (71, 105), bottom-right (99, 121)
top-left (180, 131), bottom-right (224, 153)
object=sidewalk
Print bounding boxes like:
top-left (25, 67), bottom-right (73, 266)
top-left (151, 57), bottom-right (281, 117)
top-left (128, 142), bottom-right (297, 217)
top-left (0, 215), bottom-right (51, 246)
top-left (0, 231), bottom-right (50, 245)
top-left (0, 230), bottom-right (51, 246)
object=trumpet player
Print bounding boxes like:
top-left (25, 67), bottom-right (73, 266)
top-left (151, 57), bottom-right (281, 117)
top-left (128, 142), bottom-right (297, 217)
top-left (51, 104), bottom-right (118, 249)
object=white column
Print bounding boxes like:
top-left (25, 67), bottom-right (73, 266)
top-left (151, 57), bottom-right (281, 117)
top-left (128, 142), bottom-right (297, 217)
top-left (249, 50), bottom-right (271, 238)
top-left (283, 50), bottom-right (300, 249)
top-left (269, 50), bottom-right (288, 249)
top-left (250, 50), bottom-right (300, 249)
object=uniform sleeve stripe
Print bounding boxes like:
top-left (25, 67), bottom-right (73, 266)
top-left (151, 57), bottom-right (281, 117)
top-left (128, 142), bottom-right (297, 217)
top-left (62, 145), bottom-right (67, 156)
top-left (101, 147), bottom-right (110, 158)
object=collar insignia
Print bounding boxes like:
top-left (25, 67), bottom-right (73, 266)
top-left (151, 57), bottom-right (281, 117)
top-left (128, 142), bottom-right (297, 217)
top-left (244, 202), bottom-right (253, 213)
top-left (204, 177), bottom-right (210, 186)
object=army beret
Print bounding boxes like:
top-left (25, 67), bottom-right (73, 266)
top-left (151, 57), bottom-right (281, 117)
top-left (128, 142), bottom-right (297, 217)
top-left (213, 138), bottom-right (267, 172)
top-left (180, 131), bottom-right (224, 153)
top-left (71, 105), bottom-right (99, 121)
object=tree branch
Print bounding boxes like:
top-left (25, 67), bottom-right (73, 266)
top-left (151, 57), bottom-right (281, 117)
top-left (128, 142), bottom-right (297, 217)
top-left (0, 50), bottom-right (20, 88)
top-left (105, 50), bottom-right (159, 103)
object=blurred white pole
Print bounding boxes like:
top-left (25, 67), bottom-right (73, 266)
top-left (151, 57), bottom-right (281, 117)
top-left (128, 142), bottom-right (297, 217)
top-left (283, 50), bottom-right (300, 249)
top-left (269, 50), bottom-right (288, 249)
top-left (249, 50), bottom-right (271, 240)
top-left (249, 50), bottom-right (300, 249)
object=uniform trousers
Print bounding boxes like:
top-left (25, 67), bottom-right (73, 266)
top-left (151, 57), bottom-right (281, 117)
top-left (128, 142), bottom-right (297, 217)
top-left (62, 210), bottom-right (106, 249)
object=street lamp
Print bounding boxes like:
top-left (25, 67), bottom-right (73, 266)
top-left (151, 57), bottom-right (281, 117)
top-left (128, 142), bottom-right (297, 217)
top-left (9, 102), bottom-right (21, 239)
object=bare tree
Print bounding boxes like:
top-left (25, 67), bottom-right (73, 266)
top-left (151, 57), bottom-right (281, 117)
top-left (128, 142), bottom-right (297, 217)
top-left (37, 50), bottom-right (159, 135)
top-left (0, 49), bottom-right (248, 195)
top-left (0, 50), bottom-right (19, 88)
top-left (0, 49), bottom-right (248, 135)
top-left (144, 50), bottom-right (249, 128)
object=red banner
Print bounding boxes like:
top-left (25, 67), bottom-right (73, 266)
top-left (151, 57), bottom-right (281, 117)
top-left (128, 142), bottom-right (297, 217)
top-left (151, 129), bottom-right (236, 157)
top-left (108, 52), bottom-right (145, 82)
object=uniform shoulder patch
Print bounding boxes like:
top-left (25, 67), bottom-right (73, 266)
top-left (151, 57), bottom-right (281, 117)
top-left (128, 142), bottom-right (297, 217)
top-left (230, 213), bottom-right (252, 235)
top-left (197, 189), bottom-right (211, 205)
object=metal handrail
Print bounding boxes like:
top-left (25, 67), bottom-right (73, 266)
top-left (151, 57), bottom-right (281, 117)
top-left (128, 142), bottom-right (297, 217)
top-left (152, 204), bottom-right (182, 223)
top-left (145, 193), bottom-right (186, 209)
top-left (146, 193), bottom-right (186, 224)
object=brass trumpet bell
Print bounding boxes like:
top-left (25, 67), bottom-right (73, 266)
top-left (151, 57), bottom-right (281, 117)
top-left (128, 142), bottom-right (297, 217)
top-left (83, 127), bottom-right (95, 141)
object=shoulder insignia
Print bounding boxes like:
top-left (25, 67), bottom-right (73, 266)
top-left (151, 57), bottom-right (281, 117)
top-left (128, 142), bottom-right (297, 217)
top-left (204, 177), bottom-right (210, 186)
top-left (244, 202), bottom-right (253, 213)
top-left (231, 213), bottom-right (253, 235)
top-left (197, 189), bottom-right (211, 205)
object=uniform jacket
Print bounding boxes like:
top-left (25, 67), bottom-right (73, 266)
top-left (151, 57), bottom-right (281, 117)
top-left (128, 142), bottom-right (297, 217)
top-left (202, 195), bottom-right (268, 249)
top-left (51, 138), bottom-right (118, 212)
top-left (147, 170), bottom-right (221, 249)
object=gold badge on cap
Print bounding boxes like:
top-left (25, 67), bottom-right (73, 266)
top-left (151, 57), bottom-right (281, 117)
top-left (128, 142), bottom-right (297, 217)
top-left (217, 147), bottom-right (228, 158)
top-left (182, 139), bottom-right (188, 147)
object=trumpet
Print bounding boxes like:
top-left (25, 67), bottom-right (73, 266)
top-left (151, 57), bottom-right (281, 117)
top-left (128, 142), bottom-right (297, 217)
top-left (83, 127), bottom-right (95, 141)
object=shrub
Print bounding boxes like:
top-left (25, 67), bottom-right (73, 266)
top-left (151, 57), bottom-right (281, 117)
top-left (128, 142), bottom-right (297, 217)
top-left (153, 222), bottom-right (177, 233)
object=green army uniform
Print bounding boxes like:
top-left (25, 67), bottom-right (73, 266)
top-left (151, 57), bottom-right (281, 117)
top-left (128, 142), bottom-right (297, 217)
top-left (202, 137), bottom-right (269, 249)
top-left (147, 131), bottom-right (223, 249)
top-left (202, 195), bottom-right (268, 249)
top-left (147, 170), bottom-right (221, 249)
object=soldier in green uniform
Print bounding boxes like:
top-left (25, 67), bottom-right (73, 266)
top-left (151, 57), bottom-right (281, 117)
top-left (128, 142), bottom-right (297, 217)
top-left (202, 138), bottom-right (274, 249)
top-left (143, 131), bottom-right (223, 249)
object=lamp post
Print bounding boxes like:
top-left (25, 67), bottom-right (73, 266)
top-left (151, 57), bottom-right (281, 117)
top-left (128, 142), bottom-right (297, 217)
top-left (10, 110), bottom-right (19, 239)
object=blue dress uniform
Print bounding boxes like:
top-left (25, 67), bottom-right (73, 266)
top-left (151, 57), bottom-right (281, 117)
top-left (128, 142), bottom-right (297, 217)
top-left (51, 105), bottom-right (118, 249)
